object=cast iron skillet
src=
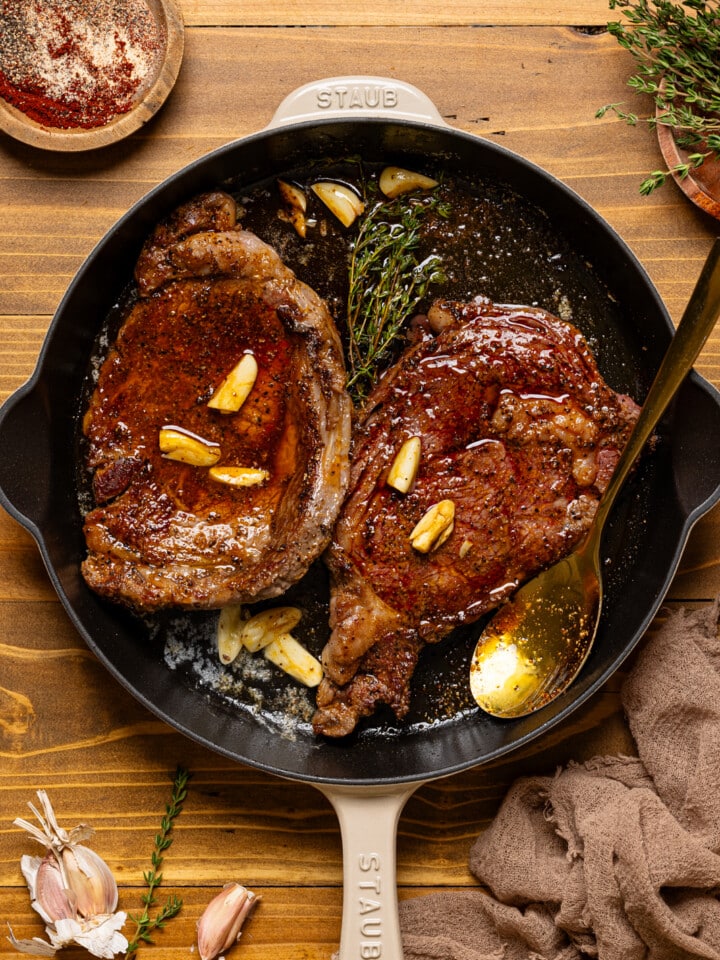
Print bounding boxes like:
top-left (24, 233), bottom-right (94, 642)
top-left (2, 78), bottom-right (720, 958)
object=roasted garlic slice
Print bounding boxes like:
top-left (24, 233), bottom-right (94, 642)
top-left (238, 605), bottom-right (303, 653)
top-left (311, 181), bottom-right (365, 227)
top-left (159, 426), bottom-right (221, 466)
top-left (409, 499), bottom-right (455, 553)
top-left (263, 633), bottom-right (323, 687)
top-left (217, 603), bottom-right (245, 664)
top-left (277, 179), bottom-right (309, 238)
top-left (208, 466), bottom-right (269, 487)
top-left (379, 166), bottom-right (439, 198)
top-left (208, 353), bottom-right (258, 413)
top-left (387, 436), bottom-right (421, 493)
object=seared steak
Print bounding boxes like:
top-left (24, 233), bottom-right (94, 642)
top-left (313, 297), bottom-right (640, 737)
top-left (81, 191), bottom-right (352, 612)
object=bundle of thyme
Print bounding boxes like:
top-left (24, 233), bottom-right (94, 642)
top-left (596, 0), bottom-right (720, 194)
top-left (346, 192), bottom-right (447, 403)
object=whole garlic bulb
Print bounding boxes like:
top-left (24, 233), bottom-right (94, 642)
top-left (8, 790), bottom-right (128, 959)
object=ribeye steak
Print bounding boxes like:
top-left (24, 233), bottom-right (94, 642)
top-left (313, 297), bottom-right (640, 737)
top-left (81, 191), bottom-right (352, 612)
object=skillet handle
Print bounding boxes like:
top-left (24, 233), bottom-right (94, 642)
top-left (0, 381), bottom-right (50, 533)
top-left (267, 76), bottom-right (448, 128)
top-left (318, 781), bottom-right (424, 960)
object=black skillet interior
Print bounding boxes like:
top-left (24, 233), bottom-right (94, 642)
top-left (2, 118), bottom-right (720, 786)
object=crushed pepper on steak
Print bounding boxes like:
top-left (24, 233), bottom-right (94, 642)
top-left (313, 296), bottom-right (641, 738)
top-left (81, 191), bottom-right (352, 612)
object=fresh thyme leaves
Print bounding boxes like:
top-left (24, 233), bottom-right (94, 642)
top-left (346, 191), bottom-right (447, 403)
top-left (596, 0), bottom-right (720, 194)
top-left (125, 767), bottom-right (191, 958)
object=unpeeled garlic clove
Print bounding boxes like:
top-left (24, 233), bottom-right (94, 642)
top-left (311, 181), bottom-right (365, 227)
top-left (61, 844), bottom-right (119, 919)
top-left (33, 853), bottom-right (76, 923)
top-left (197, 883), bottom-right (260, 960)
top-left (379, 166), bottom-right (439, 198)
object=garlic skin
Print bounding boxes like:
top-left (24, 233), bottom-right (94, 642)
top-left (196, 883), bottom-right (259, 960)
top-left (8, 791), bottom-right (128, 959)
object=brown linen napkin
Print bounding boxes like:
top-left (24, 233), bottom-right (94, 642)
top-left (399, 599), bottom-right (720, 960)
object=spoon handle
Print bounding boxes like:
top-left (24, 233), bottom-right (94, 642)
top-left (592, 239), bottom-right (720, 535)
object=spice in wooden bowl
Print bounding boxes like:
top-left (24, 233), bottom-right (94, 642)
top-left (0, 0), bottom-right (184, 151)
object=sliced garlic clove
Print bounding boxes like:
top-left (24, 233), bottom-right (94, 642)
top-left (379, 166), bottom-right (439, 198)
top-left (387, 436), bottom-right (422, 493)
top-left (409, 499), bottom-right (455, 553)
top-left (217, 604), bottom-right (245, 664)
top-left (459, 538), bottom-right (473, 558)
top-left (263, 633), bottom-right (323, 687)
top-left (239, 606), bottom-right (303, 653)
top-left (159, 427), bottom-right (221, 466)
top-left (207, 353), bottom-right (258, 414)
top-left (432, 519), bottom-right (455, 551)
top-left (208, 466), bottom-right (269, 487)
top-left (277, 180), bottom-right (308, 238)
top-left (311, 182), bottom-right (365, 227)
top-left (278, 179), bottom-right (307, 213)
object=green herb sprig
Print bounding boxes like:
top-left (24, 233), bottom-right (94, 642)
top-left (596, 0), bottom-right (720, 194)
top-left (125, 767), bottom-right (190, 958)
top-left (346, 192), bottom-right (447, 403)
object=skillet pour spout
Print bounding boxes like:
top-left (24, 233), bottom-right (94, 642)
top-left (1, 76), bottom-right (720, 960)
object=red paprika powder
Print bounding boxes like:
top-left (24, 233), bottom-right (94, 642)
top-left (0, 0), bottom-right (165, 129)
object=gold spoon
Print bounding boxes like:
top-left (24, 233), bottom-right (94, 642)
top-left (470, 239), bottom-right (720, 719)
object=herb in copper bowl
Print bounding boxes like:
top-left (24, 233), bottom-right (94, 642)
top-left (596, 0), bottom-right (720, 194)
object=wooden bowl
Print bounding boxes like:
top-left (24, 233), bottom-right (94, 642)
top-left (657, 120), bottom-right (720, 222)
top-left (0, 0), bottom-right (184, 152)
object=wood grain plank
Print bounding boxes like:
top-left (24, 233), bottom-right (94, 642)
top-left (177, 0), bottom-right (614, 27)
top-left (0, 886), bottom-right (344, 960)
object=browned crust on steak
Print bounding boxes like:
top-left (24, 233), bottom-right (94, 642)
top-left (313, 297), bottom-right (640, 737)
top-left (81, 192), bottom-right (352, 612)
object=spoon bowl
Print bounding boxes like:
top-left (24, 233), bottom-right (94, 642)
top-left (470, 238), bottom-right (720, 719)
top-left (470, 545), bottom-right (601, 717)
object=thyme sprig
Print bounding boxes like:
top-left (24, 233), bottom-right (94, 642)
top-left (346, 191), bottom-right (447, 403)
top-left (125, 767), bottom-right (191, 958)
top-left (596, 0), bottom-right (720, 194)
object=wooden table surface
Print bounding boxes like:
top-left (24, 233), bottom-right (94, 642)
top-left (2, 2), bottom-right (720, 959)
